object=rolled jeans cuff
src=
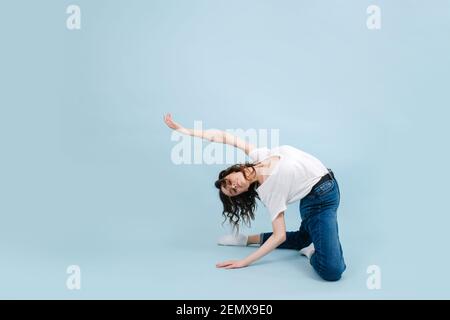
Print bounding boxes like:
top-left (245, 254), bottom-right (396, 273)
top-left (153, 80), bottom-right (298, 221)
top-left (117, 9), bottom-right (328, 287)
top-left (259, 233), bottom-right (265, 246)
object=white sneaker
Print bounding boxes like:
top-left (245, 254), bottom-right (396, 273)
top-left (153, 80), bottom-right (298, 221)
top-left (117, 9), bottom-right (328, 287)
top-left (217, 233), bottom-right (248, 246)
top-left (299, 243), bottom-right (315, 259)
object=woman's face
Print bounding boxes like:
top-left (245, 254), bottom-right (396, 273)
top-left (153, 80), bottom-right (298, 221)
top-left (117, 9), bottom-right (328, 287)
top-left (221, 171), bottom-right (250, 197)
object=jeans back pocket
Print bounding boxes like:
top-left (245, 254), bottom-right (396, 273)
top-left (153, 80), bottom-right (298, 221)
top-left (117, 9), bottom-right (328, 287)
top-left (314, 179), bottom-right (334, 196)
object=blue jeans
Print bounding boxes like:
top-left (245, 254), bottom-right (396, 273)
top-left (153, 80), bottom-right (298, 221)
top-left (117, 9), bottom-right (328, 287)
top-left (259, 171), bottom-right (346, 281)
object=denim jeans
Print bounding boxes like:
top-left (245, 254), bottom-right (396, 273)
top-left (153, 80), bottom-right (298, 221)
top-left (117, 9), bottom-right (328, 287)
top-left (259, 170), bottom-right (346, 281)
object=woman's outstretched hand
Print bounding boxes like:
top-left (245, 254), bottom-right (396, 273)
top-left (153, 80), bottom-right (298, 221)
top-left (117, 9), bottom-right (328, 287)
top-left (163, 113), bottom-right (184, 131)
top-left (163, 112), bottom-right (223, 143)
top-left (216, 259), bottom-right (249, 269)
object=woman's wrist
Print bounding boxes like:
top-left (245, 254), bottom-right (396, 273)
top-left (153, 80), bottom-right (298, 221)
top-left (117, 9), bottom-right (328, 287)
top-left (177, 127), bottom-right (190, 135)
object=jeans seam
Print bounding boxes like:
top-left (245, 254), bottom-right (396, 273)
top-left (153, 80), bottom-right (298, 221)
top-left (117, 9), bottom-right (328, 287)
top-left (314, 217), bottom-right (323, 276)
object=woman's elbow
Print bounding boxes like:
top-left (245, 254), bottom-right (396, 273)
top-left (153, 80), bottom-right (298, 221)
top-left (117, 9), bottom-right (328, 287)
top-left (274, 233), bottom-right (286, 243)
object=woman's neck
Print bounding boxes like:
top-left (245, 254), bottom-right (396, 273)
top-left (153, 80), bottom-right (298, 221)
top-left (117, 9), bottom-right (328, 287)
top-left (248, 162), bottom-right (269, 185)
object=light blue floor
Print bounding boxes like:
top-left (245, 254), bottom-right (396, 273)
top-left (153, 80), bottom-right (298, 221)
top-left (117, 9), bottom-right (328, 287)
top-left (1, 1), bottom-right (450, 299)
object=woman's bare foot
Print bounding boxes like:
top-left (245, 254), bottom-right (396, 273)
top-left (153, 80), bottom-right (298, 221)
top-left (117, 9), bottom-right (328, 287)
top-left (246, 234), bottom-right (261, 245)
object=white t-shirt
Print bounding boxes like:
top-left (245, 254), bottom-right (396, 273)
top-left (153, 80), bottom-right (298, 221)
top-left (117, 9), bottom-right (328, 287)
top-left (248, 145), bottom-right (329, 221)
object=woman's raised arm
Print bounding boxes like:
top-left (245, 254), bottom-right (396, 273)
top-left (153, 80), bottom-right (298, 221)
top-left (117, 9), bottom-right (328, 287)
top-left (163, 113), bottom-right (255, 155)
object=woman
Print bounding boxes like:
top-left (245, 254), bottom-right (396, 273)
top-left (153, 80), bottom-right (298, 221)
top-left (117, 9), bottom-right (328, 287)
top-left (163, 113), bottom-right (346, 281)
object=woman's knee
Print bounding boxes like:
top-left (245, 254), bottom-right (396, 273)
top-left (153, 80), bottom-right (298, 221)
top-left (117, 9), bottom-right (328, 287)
top-left (317, 261), bottom-right (346, 281)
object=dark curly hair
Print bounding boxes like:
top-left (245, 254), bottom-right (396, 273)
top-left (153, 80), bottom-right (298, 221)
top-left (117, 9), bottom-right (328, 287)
top-left (214, 162), bottom-right (260, 233)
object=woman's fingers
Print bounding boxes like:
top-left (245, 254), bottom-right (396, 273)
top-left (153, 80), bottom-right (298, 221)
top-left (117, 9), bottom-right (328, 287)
top-left (163, 113), bottom-right (177, 129)
top-left (216, 260), bottom-right (236, 268)
top-left (216, 262), bottom-right (227, 268)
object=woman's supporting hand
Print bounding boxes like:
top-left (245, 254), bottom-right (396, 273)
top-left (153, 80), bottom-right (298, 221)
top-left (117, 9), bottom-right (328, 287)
top-left (216, 259), bottom-right (249, 269)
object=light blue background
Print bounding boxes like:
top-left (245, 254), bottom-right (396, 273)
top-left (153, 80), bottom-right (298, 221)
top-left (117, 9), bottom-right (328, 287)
top-left (0, 0), bottom-right (449, 299)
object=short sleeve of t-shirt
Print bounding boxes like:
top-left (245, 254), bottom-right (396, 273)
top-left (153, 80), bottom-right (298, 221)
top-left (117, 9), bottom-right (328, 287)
top-left (248, 147), bottom-right (271, 162)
